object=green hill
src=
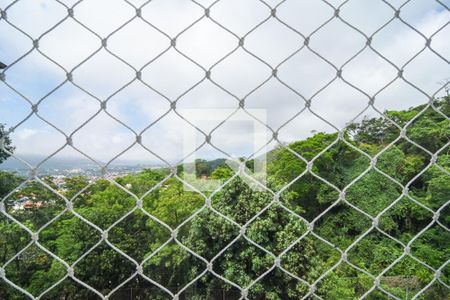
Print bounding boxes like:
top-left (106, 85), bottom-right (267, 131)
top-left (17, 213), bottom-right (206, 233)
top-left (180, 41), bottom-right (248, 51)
top-left (0, 98), bottom-right (448, 299)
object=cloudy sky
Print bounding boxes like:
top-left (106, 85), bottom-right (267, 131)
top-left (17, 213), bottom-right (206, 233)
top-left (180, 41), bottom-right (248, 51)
top-left (0, 0), bottom-right (449, 168)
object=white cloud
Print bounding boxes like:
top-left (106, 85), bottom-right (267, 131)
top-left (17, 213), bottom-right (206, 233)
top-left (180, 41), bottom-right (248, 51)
top-left (0, 0), bottom-right (449, 165)
top-left (15, 128), bottom-right (39, 140)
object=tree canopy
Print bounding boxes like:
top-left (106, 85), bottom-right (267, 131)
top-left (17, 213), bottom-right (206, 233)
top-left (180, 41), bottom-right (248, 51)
top-left (0, 98), bottom-right (449, 299)
top-left (0, 123), bottom-right (14, 164)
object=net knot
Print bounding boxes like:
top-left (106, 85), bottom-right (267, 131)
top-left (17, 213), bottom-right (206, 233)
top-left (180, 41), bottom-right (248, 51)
top-left (274, 257), bottom-right (281, 267)
top-left (271, 8), bottom-right (277, 17)
top-left (304, 37), bottom-right (310, 46)
top-left (240, 226), bottom-right (247, 235)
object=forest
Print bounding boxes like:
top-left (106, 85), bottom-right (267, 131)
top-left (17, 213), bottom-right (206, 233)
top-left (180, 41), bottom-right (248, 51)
top-left (0, 98), bottom-right (449, 299)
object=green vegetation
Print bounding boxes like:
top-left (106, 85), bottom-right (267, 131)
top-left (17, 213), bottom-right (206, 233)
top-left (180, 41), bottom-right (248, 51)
top-left (0, 123), bottom-right (14, 164)
top-left (0, 99), bottom-right (449, 299)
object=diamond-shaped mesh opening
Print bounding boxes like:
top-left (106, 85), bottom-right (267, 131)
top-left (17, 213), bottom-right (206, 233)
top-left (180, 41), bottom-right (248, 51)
top-left (75, 0), bottom-right (135, 37)
top-left (376, 141), bottom-right (430, 186)
top-left (70, 112), bottom-right (137, 162)
top-left (177, 18), bottom-right (237, 68)
top-left (4, 244), bottom-right (67, 297)
top-left (141, 0), bottom-right (204, 37)
top-left (210, 0), bottom-right (269, 36)
top-left (379, 197), bottom-right (433, 244)
top-left (107, 19), bottom-right (170, 69)
top-left (72, 50), bottom-right (135, 99)
top-left (339, 0), bottom-right (393, 35)
top-left (5, 52), bottom-right (66, 101)
top-left (212, 237), bottom-right (273, 288)
top-left (281, 235), bottom-right (341, 284)
top-left (108, 210), bottom-right (171, 263)
top-left (316, 263), bottom-right (373, 299)
top-left (277, 48), bottom-right (336, 99)
top-left (372, 21), bottom-right (425, 67)
top-left (74, 243), bottom-right (136, 295)
top-left (72, 181), bottom-right (135, 229)
top-left (410, 224), bottom-right (450, 270)
top-left (409, 163), bottom-right (450, 211)
top-left (38, 19), bottom-right (100, 70)
top-left (105, 81), bottom-right (171, 132)
top-left (36, 84), bottom-right (100, 134)
top-left (0, 214), bottom-right (30, 265)
top-left (246, 205), bottom-right (307, 256)
top-left (39, 211), bottom-right (100, 264)
top-left (314, 141), bottom-right (371, 190)
top-left (141, 48), bottom-right (205, 100)
top-left (211, 178), bottom-right (273, 225)
top-left (405, 106), bottom-right (450, 153)
top-left (4, 179), bottom-right (66, 230)
top-left (63, 177), bottom-right (108, 202)
top-left (142, 240), bottom-right (207, 295)
top-left (181, 210), bottom-right (239, 261)
top-left (380, 256), bottom-right (436, 299)
top-left (248, 268), bottom-right (310, 299)
top-left (0, 168), bottom-right (23, 198)
top-left (0, 87), bottom-right (30, 127)
top-left (347, 231), bottom-right (403, 276)
top-left (403, 50), bottom-right (449, 95)
top-left (210, 48), bottom-right (272, 98)
top-left (343, 49), bottom-right (398, 96)
top-left (8, 115), bottom-right (67, 159)
top-left (279, 174), bottom-right (338, 221)
top-left (346, 170), bottom-right (402, 216)
top-left (142, 177), bottom-right (204, 228)
top-left (315, 204), bottom-right (372, 249)
top-left (400, 0), bottom-right (449, 37)
top-left (345, 114), bottom-right (401, 155)
top-left (113, 169), bottom-right (167, 199)
top-left (5, 0), bottom-right (67, 38)
top-left (309, 18), bottom-right (366, 67)
top-left (267, 148), bottom-right (307, 191)
top-left (245, 18), bottom-right (303, 66)
top-left (277, 0), bottom-right (334, 36)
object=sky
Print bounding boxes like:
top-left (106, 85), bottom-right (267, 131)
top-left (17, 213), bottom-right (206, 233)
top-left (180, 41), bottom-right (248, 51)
top-left (0, 0), bottom-right (449, 168)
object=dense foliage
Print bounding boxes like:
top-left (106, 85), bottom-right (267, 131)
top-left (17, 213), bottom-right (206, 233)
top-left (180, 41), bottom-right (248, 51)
top-left (0, 123), bottom-right (14, 164)
top-left (0, 99), bottom-right (449, 299)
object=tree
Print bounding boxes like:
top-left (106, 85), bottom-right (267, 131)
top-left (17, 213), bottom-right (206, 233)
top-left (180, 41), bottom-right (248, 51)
top-left (0, 99), bottom-right (449, 299)
top-left (0, 123), bottom-right (14, 164)
top-left (0, 171), bottom-right (21, 199)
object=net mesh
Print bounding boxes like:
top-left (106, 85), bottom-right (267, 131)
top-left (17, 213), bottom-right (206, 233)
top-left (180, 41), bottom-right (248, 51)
top-left (0, 0), bottom-right (449, 299)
